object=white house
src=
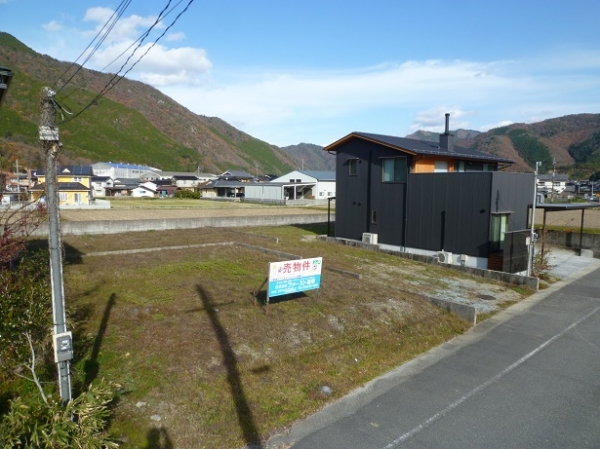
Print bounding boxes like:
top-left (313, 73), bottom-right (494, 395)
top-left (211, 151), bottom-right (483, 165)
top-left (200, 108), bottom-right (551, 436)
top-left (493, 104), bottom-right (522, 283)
top-left (537, 174), bottom-right (568, 193)
top-left (270, 170), bottom-right (336, 200)
top-left (244, 170), bottom-right (336, 202)
top-left (131, 183), bottom-right (157, 198)
top-left (91, 176), bottom-right (111, 197)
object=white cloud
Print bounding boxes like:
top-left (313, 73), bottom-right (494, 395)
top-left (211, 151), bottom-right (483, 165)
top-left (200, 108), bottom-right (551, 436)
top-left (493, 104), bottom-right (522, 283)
top-left (83, 7), bottom-right (162, 44)
top-left (162, 55), bottom-right (600, 145)
top-left (166, 32), bottom-right (186, 42)
top-left (65, 7), bottom-right (212, 84)
top-left (409, 107), bottom-right (471, 133)
top-left (479, 120), bottom-right (513, 132)
top-left (43, 20), bottom-right (63, 32)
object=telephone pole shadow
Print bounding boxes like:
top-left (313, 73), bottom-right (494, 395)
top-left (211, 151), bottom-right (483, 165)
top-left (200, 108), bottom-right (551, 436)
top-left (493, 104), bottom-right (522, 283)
top-left (195, 284), bottom-right (262, 447)
top-left (84, 293), bottom-right (116, 388)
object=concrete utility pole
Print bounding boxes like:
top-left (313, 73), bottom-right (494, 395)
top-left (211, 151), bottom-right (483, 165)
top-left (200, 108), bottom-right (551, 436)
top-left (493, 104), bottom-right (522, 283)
top-left (39, 87), bottom-right (72, 404)
top-left (527, 161), bottom-right (540, 277)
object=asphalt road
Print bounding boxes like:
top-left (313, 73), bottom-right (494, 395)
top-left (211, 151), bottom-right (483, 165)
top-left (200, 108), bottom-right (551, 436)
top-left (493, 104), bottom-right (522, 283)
top-left (268, 262), bottom-right (600, 449)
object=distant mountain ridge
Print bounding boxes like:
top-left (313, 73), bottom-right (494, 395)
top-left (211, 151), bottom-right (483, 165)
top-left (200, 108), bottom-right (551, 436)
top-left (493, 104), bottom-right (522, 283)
top-left (406, 115), bottom-right (600, 177)
top-left (1, 32), bottom-right (599, 179)
top-left (280, 143), bottom-right (334, 171)
top-left (0, 32), bottom-right (298, 175)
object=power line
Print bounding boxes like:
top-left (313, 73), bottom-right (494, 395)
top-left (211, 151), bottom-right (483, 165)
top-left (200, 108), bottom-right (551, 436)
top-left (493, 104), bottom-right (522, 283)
top-left (54, 0), bottom-right (133, 93)
top-left (61, 0), bottom-right (195, 125)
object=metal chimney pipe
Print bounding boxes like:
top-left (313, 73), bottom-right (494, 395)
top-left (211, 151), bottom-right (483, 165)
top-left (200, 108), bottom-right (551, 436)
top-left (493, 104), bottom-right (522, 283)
top-left (445, 113), bottom-right (450, 134)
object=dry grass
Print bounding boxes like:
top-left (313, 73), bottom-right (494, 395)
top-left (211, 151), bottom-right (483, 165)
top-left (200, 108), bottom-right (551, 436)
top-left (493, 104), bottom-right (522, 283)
top-left (60, 225), bottom-right (525, 449)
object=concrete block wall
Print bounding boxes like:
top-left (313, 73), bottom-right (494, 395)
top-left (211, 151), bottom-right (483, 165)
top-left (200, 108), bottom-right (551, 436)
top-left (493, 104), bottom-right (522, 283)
top-left (544, 230), bottom-right (600, 257)
top-left (320, 236), bottom-right (539, 291)
top-left (30, 214), bottom-right (332, 237)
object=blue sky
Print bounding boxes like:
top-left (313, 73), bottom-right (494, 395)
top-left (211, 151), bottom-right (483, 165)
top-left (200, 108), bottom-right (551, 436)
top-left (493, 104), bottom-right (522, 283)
top-left (2, 0), bottom-right (600, 147)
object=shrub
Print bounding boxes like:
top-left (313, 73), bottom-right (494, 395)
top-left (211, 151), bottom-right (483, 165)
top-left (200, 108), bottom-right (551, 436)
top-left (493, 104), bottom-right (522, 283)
top-left (0, 380), bottom-right (119, 449)
top-left (174, 189), bottom-right (200, 199)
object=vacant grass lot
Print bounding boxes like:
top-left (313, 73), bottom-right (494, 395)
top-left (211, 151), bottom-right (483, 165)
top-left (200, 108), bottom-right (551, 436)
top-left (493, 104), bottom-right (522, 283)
top-left (59, 224), bottom-right (527, 449)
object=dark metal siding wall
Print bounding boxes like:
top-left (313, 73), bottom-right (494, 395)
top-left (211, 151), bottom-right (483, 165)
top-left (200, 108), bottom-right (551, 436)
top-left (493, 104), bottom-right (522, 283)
top-left (335, 140), bottom-right (370, 240)
top-left (335, 140), bottom-right (410, 243)
top-left (406, 173), bottom-right (493, 257)
top-left (490, 172), bottom-right (534, 231)
top-left (335, 142), bottom-right (534, 260)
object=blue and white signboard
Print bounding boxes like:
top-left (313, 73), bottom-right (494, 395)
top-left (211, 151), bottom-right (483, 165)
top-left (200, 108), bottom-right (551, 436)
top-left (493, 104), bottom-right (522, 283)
top-left (268, 257), bottom-right (322, 298)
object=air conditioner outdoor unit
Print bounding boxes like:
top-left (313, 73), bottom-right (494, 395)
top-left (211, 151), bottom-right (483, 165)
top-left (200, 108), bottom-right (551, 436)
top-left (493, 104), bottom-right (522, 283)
top-left (437, 251), bottom-right (453, 264)
top-left (362, 233), bottom-right (378, 244)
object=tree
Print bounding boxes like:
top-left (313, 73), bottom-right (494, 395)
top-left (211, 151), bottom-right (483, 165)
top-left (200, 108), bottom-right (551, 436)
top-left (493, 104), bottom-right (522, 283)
top-left (0, 157), bottom-right (47, 266)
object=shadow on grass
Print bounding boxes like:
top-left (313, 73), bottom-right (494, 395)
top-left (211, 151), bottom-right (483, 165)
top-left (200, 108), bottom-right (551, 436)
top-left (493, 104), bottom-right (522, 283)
top-left (291, 223), bottom-right (331, 235)
top-left (83, 293), bottom-right (116, 389)
top-left (195, 284), bottom-right (263, 448)
top-left (25, 239), bottom-right (85, 265)
top-left (145, 426), bottom-right (174, 449)
top-left (254, 290), bottom-right (308, 306)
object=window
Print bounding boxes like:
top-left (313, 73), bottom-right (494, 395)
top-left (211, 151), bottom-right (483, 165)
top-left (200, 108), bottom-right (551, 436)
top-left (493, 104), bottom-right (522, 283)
top-left (491, 214), bottom-right (510, 252)
top-left (349, 159), bottom-right (358, 176)
top-left (382, 157), bottom-right (407, 182)
top-left (434, 160), bottom-right (448, 172)
top-left (74, 176), bottom-right (83, 182)
top-left (74, 193), bottom-right (82, 204)
top-left (59, 192), bottom-right (68, 202)
top-left (371, 210), bottom-right (377, 224)
top-left (454, 161), bottom-right (497, 172)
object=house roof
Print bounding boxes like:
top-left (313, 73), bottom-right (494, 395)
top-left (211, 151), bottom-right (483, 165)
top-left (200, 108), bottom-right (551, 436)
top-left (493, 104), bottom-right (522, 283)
top-left (220, 170), bottom-right (254, 179)
top-left (112, 178), bottom-right (142, 187)
top-left (35, 165), bottom-right (93, 176)
top-left (538, 174), bottom-right (569, 182)
top-left (202, 179), bottom-right (247, 189)
top-left (172, 175), bottom-right (200, 180)
top-left (323, 132), bottom-right (513, 164)
top-left (297, 170), bottom-right (335, 181)
top-left (93, 162), bottom-right (157, 171)
top-left (30, 182), bottom-right (91, 192)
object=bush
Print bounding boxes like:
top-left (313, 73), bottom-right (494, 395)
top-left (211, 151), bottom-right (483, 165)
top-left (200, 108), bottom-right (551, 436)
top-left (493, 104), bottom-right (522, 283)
top-left (0, 251), bottom-right (53, 378)
top-left (0, 380), bottom-right (119, 449)
top-left (174, 189), bottom-right (200, 199)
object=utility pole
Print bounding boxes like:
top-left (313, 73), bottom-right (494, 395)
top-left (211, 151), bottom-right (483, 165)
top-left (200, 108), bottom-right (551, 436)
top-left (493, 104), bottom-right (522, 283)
top-left (39, 87), bottom-right (72, 404)
top-left (551, 158), bottom-right (556, 203)
top-left (15, 159), bottom-right (20, 194)
top-left (527, 161), bottom-right (540, 277)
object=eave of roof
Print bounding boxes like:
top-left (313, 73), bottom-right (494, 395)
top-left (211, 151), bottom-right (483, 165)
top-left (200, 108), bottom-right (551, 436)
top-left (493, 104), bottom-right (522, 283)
top-left (323, 131), bottom-right (513, 164)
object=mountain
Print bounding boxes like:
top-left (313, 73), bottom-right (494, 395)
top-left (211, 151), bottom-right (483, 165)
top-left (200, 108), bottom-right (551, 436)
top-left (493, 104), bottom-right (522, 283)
top-left (406, 115), bottom-right (600, 177)
top-left (406, 129), bottom-right (481, 142)
top-left (2, 32), bottom-right (599, 179)
top-left (280, 143), bottom-right (335, 171)
top-left (0, 32), bottom-right (299, 175)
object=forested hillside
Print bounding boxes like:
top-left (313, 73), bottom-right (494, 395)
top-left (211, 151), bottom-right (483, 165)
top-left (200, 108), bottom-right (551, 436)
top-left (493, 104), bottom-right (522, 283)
top-left (408, 115), bottom-right (600, 177)
top-left (0, 32), bottom-right (297, 175)
top-left (1, 31), bottom-right (599, 179)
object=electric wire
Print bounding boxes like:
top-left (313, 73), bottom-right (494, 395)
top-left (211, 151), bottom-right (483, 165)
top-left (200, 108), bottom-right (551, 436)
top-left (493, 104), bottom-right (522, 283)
top-left (61, 0), bottom-right (194, 125)
top-left (57, 0), bottom-right (182, 102)
top-left (54, 0), bottom-right (132, 93)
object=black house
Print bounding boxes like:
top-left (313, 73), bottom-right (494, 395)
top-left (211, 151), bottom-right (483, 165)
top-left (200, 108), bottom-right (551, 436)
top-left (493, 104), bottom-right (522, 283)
top-left (324, 115), bottom-right (534, 272)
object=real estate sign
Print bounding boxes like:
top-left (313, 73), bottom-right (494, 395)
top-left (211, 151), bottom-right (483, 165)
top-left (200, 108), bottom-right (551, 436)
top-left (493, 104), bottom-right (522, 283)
top-left (268, 257), bottom-right (322, 298)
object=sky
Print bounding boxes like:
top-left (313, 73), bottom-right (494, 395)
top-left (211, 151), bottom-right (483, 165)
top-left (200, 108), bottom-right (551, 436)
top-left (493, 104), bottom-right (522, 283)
top-left (1, 0), bottom-right (600, 147)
